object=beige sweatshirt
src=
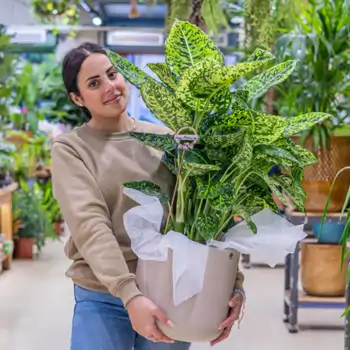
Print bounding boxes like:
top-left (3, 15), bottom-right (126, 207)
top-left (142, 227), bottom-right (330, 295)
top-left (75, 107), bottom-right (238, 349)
top-left (51, 119), bottom-right (244, 307)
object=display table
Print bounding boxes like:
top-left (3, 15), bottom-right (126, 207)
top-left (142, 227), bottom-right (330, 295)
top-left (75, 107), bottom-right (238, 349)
top-left (0, 183), bottom-right (18, 271)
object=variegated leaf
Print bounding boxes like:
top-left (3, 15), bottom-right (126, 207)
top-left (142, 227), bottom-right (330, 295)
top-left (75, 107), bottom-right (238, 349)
top-left (273, 138), bottom-right (317, 167)
top-left (188, 49), bottom-right (274, 95)
top-left (202, 126), bottom-right (245, 148)
top-left (245, 48), bottom-right (275, 62)
top-left (271, 174), bottom-right (306, 212)
top-left (140, 79), bottom-right (193, 130)
top-left (231, 133), bottom-right (253, 170)
top-left (176, 57), bottom-right (220, 112)
top-left (182, 162), bottom-right (221, 176)
top-left (129, 132), bottom-right (176, 154)
top-left (123, 181), bottom-right (169, 203)
top-left (252, 112), bottom-right (287, 144)
top-left (147, 63), bottom-right (177, 90)
top-left (165, 20), bottom-right (224, 81)
top-left (205, 146), bottom-right (236, 162)
top-left (238, 60), bottom-right (297, 101)
top-left (284, 112), bottom-right (332, 136)
top-left (195, 213), bottom-right (220, 241)
top-left (233, 206), bottom-right (257, 233)
top-left (200, 102), bottom-right (252, 133)
top-left (161, 152), bottom-right (177, 173)
top-left (244, 186), bottom-right (279, 214)
top-left (107, 50), bottom-right (151, 89)
top-left (182, 149), bottom-right (221, 175)
top-left (254, 144), bottom-right (299, 168)
top-left (212, 188), bottom-right (237, 212)
top-left (253, 170), bottom-right (288, 206)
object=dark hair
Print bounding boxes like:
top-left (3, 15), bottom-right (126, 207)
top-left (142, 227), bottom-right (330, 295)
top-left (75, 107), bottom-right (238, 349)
top-left (62, 42), bottom-right (107, 118)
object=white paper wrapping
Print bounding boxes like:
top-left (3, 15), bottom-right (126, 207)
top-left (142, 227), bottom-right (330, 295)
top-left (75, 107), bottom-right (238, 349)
top-left (123, 188), bottom-right (306, 306)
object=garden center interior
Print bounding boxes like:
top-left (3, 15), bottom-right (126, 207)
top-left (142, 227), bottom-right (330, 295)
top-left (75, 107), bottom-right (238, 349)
top-left (0, 1), bottom-right (349, 350)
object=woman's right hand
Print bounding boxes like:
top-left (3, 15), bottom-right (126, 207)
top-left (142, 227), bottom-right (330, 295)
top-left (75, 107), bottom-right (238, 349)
top-left (126, 295), bottom-right (175, 343)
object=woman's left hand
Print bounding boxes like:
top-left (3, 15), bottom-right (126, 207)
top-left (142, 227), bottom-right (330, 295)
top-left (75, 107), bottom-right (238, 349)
top-left (210, 292), bottom-right (244, 347)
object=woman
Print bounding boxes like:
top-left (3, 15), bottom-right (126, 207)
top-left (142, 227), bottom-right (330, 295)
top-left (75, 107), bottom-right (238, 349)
top-left (51, 42), bottom-right (245, 350)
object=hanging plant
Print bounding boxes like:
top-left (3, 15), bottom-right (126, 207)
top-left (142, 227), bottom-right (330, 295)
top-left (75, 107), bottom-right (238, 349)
top-left (30, 0), bottom-right (81, 35)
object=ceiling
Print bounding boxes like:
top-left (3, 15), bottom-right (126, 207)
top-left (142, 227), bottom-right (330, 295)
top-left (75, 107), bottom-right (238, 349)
top-left (92, 0), bottom-right (167, 27)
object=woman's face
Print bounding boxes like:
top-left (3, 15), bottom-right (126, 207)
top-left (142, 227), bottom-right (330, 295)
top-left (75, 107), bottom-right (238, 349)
top-left (71, 53), bottom-right (129, 119)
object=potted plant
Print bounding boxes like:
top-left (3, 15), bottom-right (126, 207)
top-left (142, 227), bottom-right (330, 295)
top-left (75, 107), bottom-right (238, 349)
top-left (107, 20), bottom-right (331, 342)
top-left (0, 144), bottom-right (15, 188)
top-left (12, 181), bottom-right (56, 259)
top-left (274, 0), bottom-right (350, 212)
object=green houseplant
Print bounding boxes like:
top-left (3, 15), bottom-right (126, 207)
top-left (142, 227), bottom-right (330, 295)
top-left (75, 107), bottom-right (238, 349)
top-left (273, 0), bottom-right (350, 212)
top-left (105, 20), bottom-right (331, 343)
top-left (108, 19), bottom-right (331, 241)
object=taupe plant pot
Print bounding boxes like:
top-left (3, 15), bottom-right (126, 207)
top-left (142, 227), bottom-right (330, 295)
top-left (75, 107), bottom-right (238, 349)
top-left (136, 247), bottom-right (240, 343)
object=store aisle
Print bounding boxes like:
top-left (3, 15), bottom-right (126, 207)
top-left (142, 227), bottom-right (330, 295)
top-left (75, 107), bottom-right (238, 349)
top-left (0, 239), bottom-right (344, 350)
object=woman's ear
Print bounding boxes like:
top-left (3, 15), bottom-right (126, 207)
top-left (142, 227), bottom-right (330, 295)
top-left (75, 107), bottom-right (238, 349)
top-left (70, 92), bottom-right (84, 107)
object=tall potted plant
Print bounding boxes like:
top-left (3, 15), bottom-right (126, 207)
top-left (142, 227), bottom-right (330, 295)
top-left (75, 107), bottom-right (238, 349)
top-left (274, 0), bottom-right (350, 212)
top-left (107, 20), bottom-right (331, 342)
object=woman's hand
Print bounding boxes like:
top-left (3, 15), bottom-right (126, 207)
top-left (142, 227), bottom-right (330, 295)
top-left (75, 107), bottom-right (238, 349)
top-left (126, 295), bottom-right (175, 343)
top-left (210, 292), bottom-right (245, 347)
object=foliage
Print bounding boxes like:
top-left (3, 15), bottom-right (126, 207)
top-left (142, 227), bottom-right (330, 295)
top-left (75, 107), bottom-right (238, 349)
top-left (273, 0), bottom-right (350, 150)
top-left (12, 180), bottom-right (57, 252)
top-left (0, 24), bottom-right (18, 124)
top-left (30, 0), bottom-right (80, 35)
top-left (320, 166), bottom-right (350, 318)
top-left (108, 20), bottom-right (331, 243)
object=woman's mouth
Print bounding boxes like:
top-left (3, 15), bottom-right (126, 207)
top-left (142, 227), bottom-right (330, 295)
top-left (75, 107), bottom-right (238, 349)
top-left (104, 94), bottom-right (122, 105)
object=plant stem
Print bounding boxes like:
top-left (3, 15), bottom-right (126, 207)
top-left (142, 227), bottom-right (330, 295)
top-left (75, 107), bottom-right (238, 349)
top-left (213, 213), bottom-right (233, 241)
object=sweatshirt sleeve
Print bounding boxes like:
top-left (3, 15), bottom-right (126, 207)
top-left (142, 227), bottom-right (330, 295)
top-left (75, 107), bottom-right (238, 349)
top-left (51, 141), bottom-right (142, 306)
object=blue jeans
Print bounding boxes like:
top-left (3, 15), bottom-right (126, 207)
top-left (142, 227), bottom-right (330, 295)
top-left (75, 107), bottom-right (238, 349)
top-left (71, 285), bottom-right (191, 350)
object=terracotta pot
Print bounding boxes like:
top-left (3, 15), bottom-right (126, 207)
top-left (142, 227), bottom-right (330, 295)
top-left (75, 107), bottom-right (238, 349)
top-left (54, 221), bottom-right (63, 236)
top-left (136, 247), bottom-right (240, 343)
top-left (301, 242), bottom-right (346, 297)
top-left (292, 136), bottom-right (350, 212)
top-left (14, 238), bottom-right (34, 259)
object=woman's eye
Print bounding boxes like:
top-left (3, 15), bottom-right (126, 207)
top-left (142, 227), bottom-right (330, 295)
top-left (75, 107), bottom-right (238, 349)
top-left (88, 80), bottom-right (98, 88)
top-left (109, 71), bottom-right (117, 80)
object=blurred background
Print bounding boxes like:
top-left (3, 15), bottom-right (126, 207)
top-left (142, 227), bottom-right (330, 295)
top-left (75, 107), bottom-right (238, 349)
top-left (0, 1), bottom-right (349, 349)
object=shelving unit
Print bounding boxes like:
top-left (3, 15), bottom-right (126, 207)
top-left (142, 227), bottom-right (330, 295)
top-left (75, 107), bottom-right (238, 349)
top-left (0, 183), bottom-right (18, 272)
top-left (283, 210), bottom-right (348, 338)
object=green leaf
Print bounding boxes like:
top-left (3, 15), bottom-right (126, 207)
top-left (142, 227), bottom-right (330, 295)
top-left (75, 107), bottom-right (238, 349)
top-left (253, 112), bottom-right (287, 144)
top-left (205, 146), bottom-right (236, 163)
top-left (147, 63), bottom-right (177, 90)
top-left (129, 132), bottom-right (176, 154)
top-left (165, 20), bottom-right (224, 81)
top-left (212, 188), bottom-right (237, 212)
top-left (195, 213), bottom-right (220, 241)
top-left (176, 57), bottom-right (221, 111)
top-left (200, 102), bottom-right (252, 133)
top-left (188, 49), bottom-right (275, 96)
top-left (107, 50), bottom-right (152, 89)
top-left (140, 79), bottom-right (193, 130)
top-left (244, 186), bottom-right (279, 214)
top-left (231, 133), bottom-right (254, 170)
top-left (271, 174), bottom-right (306, 212)
top-left (253, 170), bottom-right (288, 207)
top-left (238, 60), bottom-right (297, 101)
top-left (284, 112), bottom-right (333, 136)
top-left (202, 126), bottom-right (245, 148)
top-left (273, 138), bottom-right (317, 168)
top-left (233, 206), bottom-right (257, 233)
top-left (182, 162), bottom-right (221, 176)
top-left (254, 144), bottom-right (299, 169)
top-left (123, 181), bottom-right (169, 203)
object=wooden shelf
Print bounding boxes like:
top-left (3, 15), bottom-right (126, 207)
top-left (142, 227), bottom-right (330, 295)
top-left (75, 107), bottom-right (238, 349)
top-left (285, 290), bottom-right (345, 309)
top-left (0, 183), bottom-right (18, 272)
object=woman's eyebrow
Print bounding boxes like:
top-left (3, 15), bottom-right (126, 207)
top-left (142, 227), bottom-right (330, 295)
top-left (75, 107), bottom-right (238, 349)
top-left (85, 66), bottom-right (115, 82)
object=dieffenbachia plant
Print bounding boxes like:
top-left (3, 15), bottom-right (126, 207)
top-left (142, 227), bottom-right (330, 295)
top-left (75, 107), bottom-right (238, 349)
top-left (107, 20), bottom-right (332, 243)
